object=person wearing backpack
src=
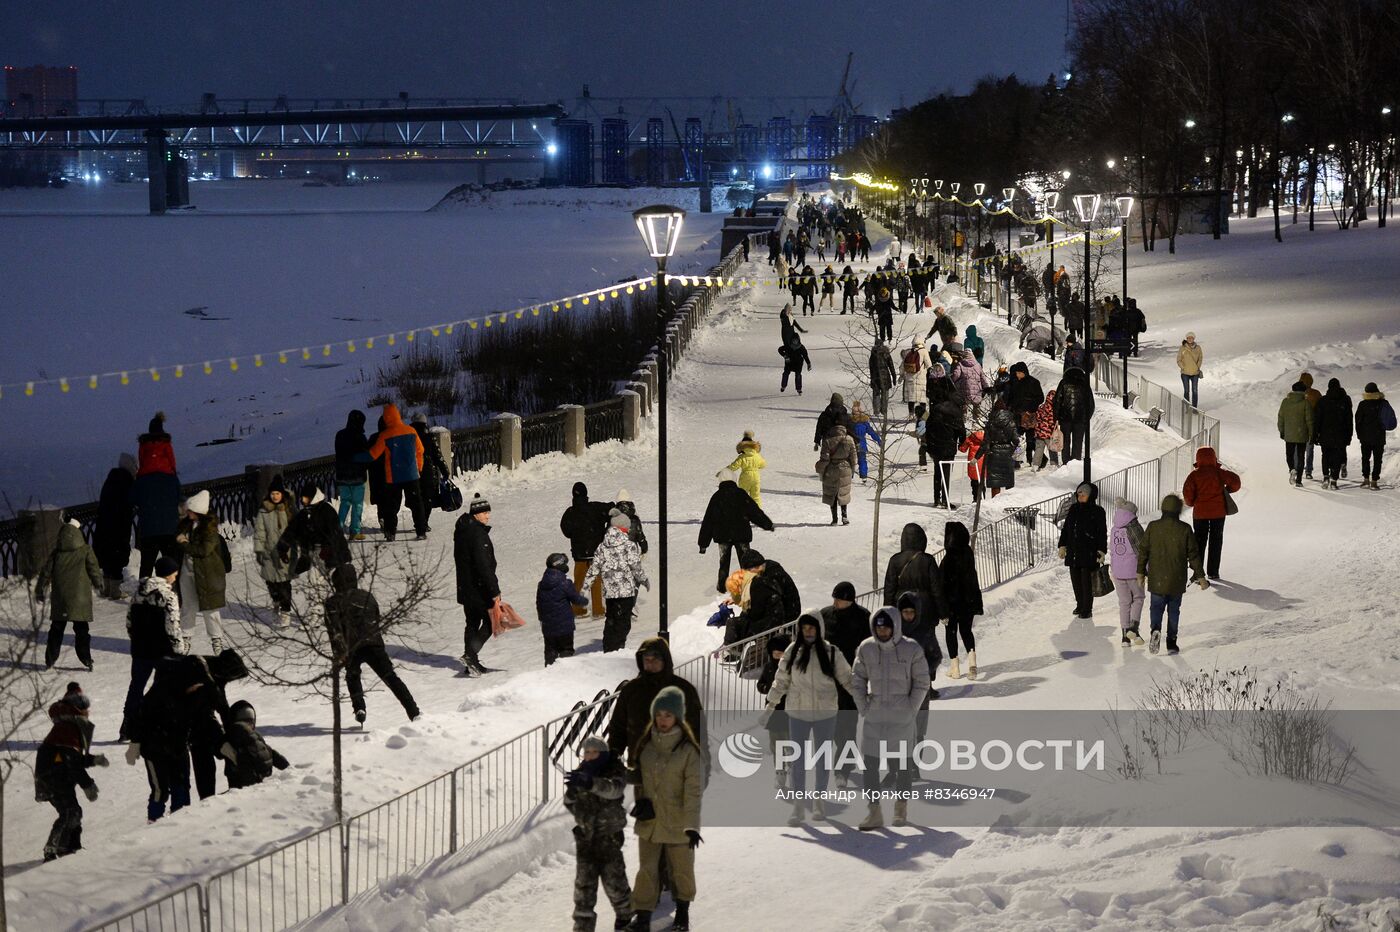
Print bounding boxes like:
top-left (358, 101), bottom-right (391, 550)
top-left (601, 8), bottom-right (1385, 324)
top-left (1182, 446), bottom-right (1241, 580)
top-left (900, 338), bottom-right (932, 415)
top-left (175, 491), bottom-right (228, 655)
top-left (220, 700), bottom-right (290, 789)
top-left (1354, 382), bottom-right (1396, 489)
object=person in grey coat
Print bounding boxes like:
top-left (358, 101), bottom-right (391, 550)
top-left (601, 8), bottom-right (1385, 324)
top-left (817, 425), bottom-right (858, 526)
top-left (850, 606), bottom-right (931, 830)
top-left (252, 480), bottom-right (295, 623)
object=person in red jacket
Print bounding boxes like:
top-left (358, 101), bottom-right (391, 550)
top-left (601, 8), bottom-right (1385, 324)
top-left (959, 430), bottom-right (988, 502)
top-left (366, 404), bottom-right (428, 541)
top-left (1182, 446), bottom-right (1241, 581)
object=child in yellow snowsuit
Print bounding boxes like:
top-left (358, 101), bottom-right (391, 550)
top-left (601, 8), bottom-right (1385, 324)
top-left (726, 431), bottom-right (767, 507)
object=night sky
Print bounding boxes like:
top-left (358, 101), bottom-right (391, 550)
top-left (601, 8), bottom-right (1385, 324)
top-left (4, 1), bottom-right (1068, 115)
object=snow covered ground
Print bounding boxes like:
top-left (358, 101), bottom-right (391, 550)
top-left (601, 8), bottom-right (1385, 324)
top-left (0, 182), bottom-right (727, 506)
top-left (5, 201), bottom-right (1400, 930)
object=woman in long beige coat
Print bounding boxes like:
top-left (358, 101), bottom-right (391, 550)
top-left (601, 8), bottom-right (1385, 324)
top-left (629, 685), bottom-right (704, 931)
top-left (817, 425), bottom-right (858, 526)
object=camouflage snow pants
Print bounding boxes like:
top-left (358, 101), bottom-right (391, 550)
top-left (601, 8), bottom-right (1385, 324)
top-left (574, 829), bottom-right (631, 931)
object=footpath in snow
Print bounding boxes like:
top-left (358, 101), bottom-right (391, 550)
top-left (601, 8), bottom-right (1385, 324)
top-left (9, 209), bottom-right (1400, 931)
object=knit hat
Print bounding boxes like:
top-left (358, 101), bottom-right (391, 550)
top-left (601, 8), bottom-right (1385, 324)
top-left (1160, 493), bottom-right (1184, 515)
top-left (119, 452), bottom-right (138, 477)
top-left (547, 552), bottom-right (569, 572)
top-left (742, 430), bottom-right (754, 442)
top-left (1185, 332), bottom-right (1195, 340)
top-left (469, 493), bottom-right (491, 515)
top-left (609, 510), bottom-right (631, 531)
top-left (1075, 483), bottom-right (1094, 498)
top-left (1115, 497), bottom-right (1138, 515)
top-left (1291, 381), bottom-right (1308, 392)
top-left (67, 518), bottom-right (81, 529)
top-left (185, 489), bottom-right (211, 515)
top-left (739, 549), bottom-right (766, 570)
top-left (1365, 382), bottom-right (1379, 393)
top-left (615, 488), bottom-right (632, 503)
top-left (716, 468), bottom-right (738, 484)
top-left (650, 685), bottom-right (686, 721)
top-left (830, 392), bottom-right (844, 406)
top-left (832, 581), bottom-right (857, 601)
top-left (411, 411), bottom-right (428, 426)
top-left (581, 735), bottom-right (609, 755)
top-left (63, 681), bottom-right (90, 711)
top-left (267, 475), bottom-right (286, 495)
top-left (154, 556), bottom-right (180, 578)
top-left (147, 412), bottom-right (166, 435)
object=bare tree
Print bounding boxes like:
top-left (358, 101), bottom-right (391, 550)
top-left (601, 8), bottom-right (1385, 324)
top-left (0, 576), bottom-right (60, 931)
top-left (833, 312), bottom-right (931, 589)
top-left (232, 547), bottom-right (443, 826)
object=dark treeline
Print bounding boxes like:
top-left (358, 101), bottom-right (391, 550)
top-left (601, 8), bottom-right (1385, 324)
top-left (846, 0), bottom-right (1400, 248)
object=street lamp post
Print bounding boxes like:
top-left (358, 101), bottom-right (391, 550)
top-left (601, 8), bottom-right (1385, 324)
top-left (633, 204), bottom-right (687, 641)
top-left (1073, 193), bottom-right (1102, 484)
top-left (1002, 186), bottom-right (1016, 322)
top-left (950, 182), bottom-right (962, 282)
top-left (933, 179), bottom-right (944, 264)
top-left (1381, 107), bottom-right (1393, 228)
top-left (1116, 194), bottom-right (1136, 403)
top-left (1045, 191), bottom-right (1060, 360)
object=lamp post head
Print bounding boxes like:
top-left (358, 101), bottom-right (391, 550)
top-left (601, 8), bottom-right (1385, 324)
top-left (920, 177), bottom-right (928, 189)
top-left (1185, 118), bottom-right (1197, 129)
top-left (974, 182), bottom-right (986, 196)
top-left (1383, 106), bottom-right (1392, 116)
top-left (1106, 159), bottom-right (1116, 169)
top-left (1061, 169), bottom-right (1071, 181)
top-left (1045, 191), bottom-right (1060, 211)
top-left (934, 179), bottom-right (943, 191)
top-left (950, 182), bottom-right (960, 194)
top-left (633, 204), bottom-right (687, 270)
top-left (1115, 195), bottom-right (1135, 221)
top-left (1073, 193), bottom-right (1102, 225)
top-left (1282, 113), bottom-right (1295, 123)
top-left (1002, 186), bottom-right (1015, 203)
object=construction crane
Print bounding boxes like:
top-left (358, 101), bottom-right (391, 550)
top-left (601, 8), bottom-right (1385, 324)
top-left (665, 107), bottom-right (691, 179)
top-left (831, 52), bottom-right (859, 122)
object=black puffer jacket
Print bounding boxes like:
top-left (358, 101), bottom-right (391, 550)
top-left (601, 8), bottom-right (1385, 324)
top-left (454, 515), bottom-right (500, 611)
top-left (1058, 483), bottom-right (1108, 568)
top-left (983, 407), bottom-right (1020, 489)
top-left (95, 462), bottom-right (135, 574)
top-left (278, 496), bottom-right (350, 571)
top-left (1007, 362), bottom-right (1045, 416)
top-left (698, 481), bottom-right (773, 548)
top-left (1054, 367), bottom-right (1096, 428)
top-left (1313, 381), bottom-right (1353, 448)
top-left (882, 523), bottom-right (948, 619)
top-left (324, 564), bottom-right (384, 654)
top-left (559, 482), bottom-right (612, 561)
top-left (334, 411), bottom-right (370, 485)
top-left (814, 397), bottom-right (854, 447)
top-left (762, 559), bottom-right (802, 622)
top-left (940, 522), bottom-right (983, 617)
top-left (222, 700), bottom-right (289, 789)
top-left (605, 637), bottom-right (706, 764)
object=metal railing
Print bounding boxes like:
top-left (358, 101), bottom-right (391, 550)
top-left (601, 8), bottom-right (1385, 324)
top-left (80, 883), bottom-right (205, 932)
top-left (204, 824), bottom-right (343, 932)
top-left (519, 408), bottom-right (567, 460)
top-left (582, 396), bottom-right (626, 446)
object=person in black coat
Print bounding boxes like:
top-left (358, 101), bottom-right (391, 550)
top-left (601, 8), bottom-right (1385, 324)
top-left (780, 333), bottom-right (813, 395)
top-left (334, 410), bottom-right (371, 538)
top-left (536, 552), bottom-right (588, 665)
top-left (698, 471), bottom-right (775, 593)
top-left (1007, 361), bottom-right (1045, 467)
top-left (1053, 367), bottom-right (1096, 464)
top-left (95, 453), bottom-right (137, 598)
top-left (559, 481), bottom-right (612, 618)
top-left (220, 700), bottom-right (289, 789)
top-left (820, 581), bottom-right (870, 665)
top-left (278, 488), bottom-right (351, 576)
top-left (940, 521), bottom-right (983, 679)
top-left (1058, 482), bottom-right (1107, 618)
top-left (1354, 382), bottom-right (1395, 489)
top-left (1312, 378), bottom-right (1353, 488)
top-left (325, 563), bottom-right (419, 721)
top-left (983, 403), bottom-right (1020, 493)
top-left (883, 523), bottom-right (949, 621)
top-left (454, 494), bottom-right (500, 676)
top-left (813, 393), bottom-right (854, 451)
top-left (924, 382), bottom-right (966, 508)
top-left (186, 649), bottom-right (249, 801)
top-left (725, 551), bottom-right (787, 645)
top-left (126, 655), bottom-right (207, 821)
top-left (410, 412), bottom-right (451, 530)
top-left (760, 556), bottom-right (802, 623)
top-left (35, 683), bottom-right (107, 861)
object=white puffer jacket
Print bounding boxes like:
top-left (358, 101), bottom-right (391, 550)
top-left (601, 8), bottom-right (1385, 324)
top-left (851, 607), bottom-right (931, 755)
top-left (764, 613), bottom-right (853, 721)
top-left (582, 528), bottom-right (648, 599)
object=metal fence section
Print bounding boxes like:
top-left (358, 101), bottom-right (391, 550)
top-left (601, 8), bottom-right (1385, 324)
top-left (520, 408), bottom-right (567, 460)
top-left (344, 771), bottom-right (454, 898)
top-left (583, 396), bottom-right (626, 446)
top-left (455, 727), bottom-right (551, 847)
top-left (81, 883), bottom-right (205, 932)
top-left (451, 423), bottom-right (500, 475)
top-left (204, 824), bottom-right (344, 932)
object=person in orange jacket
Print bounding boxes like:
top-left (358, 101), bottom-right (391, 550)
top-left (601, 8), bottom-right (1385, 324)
top-left (366, 404), bottom-right (428, 541)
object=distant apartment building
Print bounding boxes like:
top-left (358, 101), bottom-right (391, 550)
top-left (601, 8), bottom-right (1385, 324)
top-left (4, 64), bottom-right (78, 116)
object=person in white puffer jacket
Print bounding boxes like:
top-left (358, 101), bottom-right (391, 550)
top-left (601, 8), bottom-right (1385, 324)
top-left (583, 512), bottom-right (649, 655)
top-left (850, 606), bottom-right (930, 830)
top-left (763, 612), bottom-right (853, 826)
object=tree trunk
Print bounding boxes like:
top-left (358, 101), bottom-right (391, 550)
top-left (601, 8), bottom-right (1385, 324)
top-left (1, 762), bottom-right (9, 932)
top-left (871, 432), bottom-right (886, 591)
top-left (331, 666), bottom-right (344, 828)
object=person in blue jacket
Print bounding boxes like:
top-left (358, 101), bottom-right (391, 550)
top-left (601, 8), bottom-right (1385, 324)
top-left (538, 552), bottom-right (588, 665)
top-left (849, 401), bottom-right (882, 481)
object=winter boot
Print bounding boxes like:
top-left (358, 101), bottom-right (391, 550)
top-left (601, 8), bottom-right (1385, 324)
top-left (812, 797), bottom-right (827, 820)
top-left (1127, 627), bottom-right (1145, 646)
top-left (613, 915), bottom-right (633, 932)
top-left (1342, 464), bottom-right (1348, 479)
top-left (858, 802), bottom-right (884, 830)
top-left (893, 799), bottom-right (909, 827)
top-left (625, 911), bottom-right (652, 931)
top-left (278, 610), bottom-right (292, 627)
top-left (673, 901), bottom-right (691, 931)
top-left (787, 801), bottom-right (805, 827)
top-left (1149, 630), bottom-right (1161, 654)
top-left (1166, 639), bottom-right (1180, 655)
top-left (841, 506), bottom-right (850, 526)
top-left (459, 654), bottom-right (480, 677)
top-left (210, 636), bottom-right (225, 655)
top-left (1122, 631), bottom-right (1132, 646)
top-left (355, 709), bottom-right (367, 725)
top-left (967, 650), bottom-right (978, 679)
top-left (949, 657), bottom-right (963, 679)
top-left (1288, 469), bottom-right (1298, 486)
